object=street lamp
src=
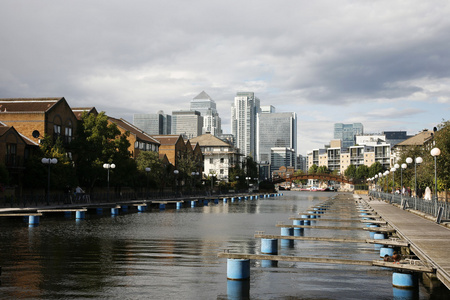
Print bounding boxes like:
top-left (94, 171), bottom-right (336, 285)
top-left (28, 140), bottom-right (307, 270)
top-left (210, 173), bottom-right (216, 191)
top-left (245, 176), bottom-right (251, 189)
top-left (401, 163), bottom-right (407, 195)
top-left (42, 157), bottom-right (58, 205)
top-left (145, 167), bottom-right (151, 199)
top-left (103, 163), bottom-right (116, 202)
top-left (431, 148), bottom-right (441, 201)
top-left (391, 166), bottom-right (397, 193)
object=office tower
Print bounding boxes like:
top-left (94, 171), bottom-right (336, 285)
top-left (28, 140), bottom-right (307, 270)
top-left (334, 123), bottom-right (364, 148)
top-left (133, 110), bottom-right (171, 135)
top-left (271, 147), bottom-right (296, 174)
top-left (231, 92), bottom-right (260, 157)
top-left (257, 111), bottom-right (297, 169)
top-left (189, 91), bottom-right (222, 136)
top-left (172, 110), bottom-right (203, 139)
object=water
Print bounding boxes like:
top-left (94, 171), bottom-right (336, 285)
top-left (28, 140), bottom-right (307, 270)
top-left (0, 192), bottom-right (447, 299)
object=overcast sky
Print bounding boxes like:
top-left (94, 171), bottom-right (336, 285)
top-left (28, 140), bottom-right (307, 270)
top-left (1, 0), bottom-right (449, 155)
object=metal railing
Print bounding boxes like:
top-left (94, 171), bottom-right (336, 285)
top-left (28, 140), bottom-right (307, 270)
top-left (369, 191), bottom-right (449, 220)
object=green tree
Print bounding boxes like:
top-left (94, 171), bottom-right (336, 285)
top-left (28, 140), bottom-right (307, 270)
top-left (344, 164), bottom-right (357, 179)
top-left (309, 164), bottom-right (318, 174)
top-left (368, 161), bottom-right (384, 178)
top-left (136, 150), bottom-right (168, 192)
top-left (433, 120), bottom-right (450, 190)
top-left (317, 166), bottom-right (330, 174)
top-left (355, 165), bottom-right (370, 181)
top-left (72, 111), bottom-right (132, 191)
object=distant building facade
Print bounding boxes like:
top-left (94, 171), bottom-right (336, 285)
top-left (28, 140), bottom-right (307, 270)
top-left (133, 110), bottom-right (171, 135)
top-left (190, 91), bottom-right (222, 136)
top-left (172, 110), bottom-right (203, 139)
top-left (231, 92), bottom-right (260, 157)
top-left (334, 123), bottom-right (364, 148)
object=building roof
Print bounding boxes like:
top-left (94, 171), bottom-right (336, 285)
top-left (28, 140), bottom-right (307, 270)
top-left (0, 98), bottom-right (62, 113)
top-left (152, 135), bottom-right (184, 145)
top-left (189, 133), bottom-right (232, 147)
top-left (395, 130), bottom-right (433, 146)
top-left (108, 117), bottom-right (160, 144)
top-left (0, 122), bottom-right (38, 146)
top-left (193, 91), bottom-right (212, 100)
top-left (72, 107), bottom-right (98, 120)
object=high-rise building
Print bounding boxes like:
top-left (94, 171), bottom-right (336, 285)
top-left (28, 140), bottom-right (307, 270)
top-left (257, 111), bottom-right (297, 168)
top-left (189, 91), bottom-right (222, 136)
top-left (270, 147), bottom-right (296, 174)
top-left (172, 110), bottom-right (203, 139)
top-left (231, 92), bottom-right (260, 157)
top-left (334, 123), bottom-right (364, 148)
top-left (133, 110), bottom-right (171, 135)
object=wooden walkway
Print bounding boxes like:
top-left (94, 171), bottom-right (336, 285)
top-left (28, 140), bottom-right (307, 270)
top-left (362, 195), bottom-right (450, 289)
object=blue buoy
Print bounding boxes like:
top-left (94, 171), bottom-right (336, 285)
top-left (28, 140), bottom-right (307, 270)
top-left (138, 205), bottom-right (146, 212)
top-left (307, 211), bottom-right (316, 219)
top-left (227, 259), bottom-right (250, 280)
top-left (294, 228), bottom-right (304, 236)
top-left (111, 208), bottom-right (119, 215)
top-left (28, 215), bottom-right (39, 226)
top-left (176, 202), bottom-right (182, 209)
top-left (159, 203), bottom-right (166, 210)
top-left (261, 238), bottom-right (278, 254)
top-left (122, 205), bottom-right (128, 212)
top-left (191, 201), bottom-right (196, 207)
top-left (392, 272), bottom-right (417, 289)
top-left (293, 219), bottom-right (304, 226)
top-left (223, 198), bottom-right (227, 203)
top-left (214, 199), bottom-right (219, 204)
top-left (281, 227), bottom-right (294, 247)
top-left (393, 287), bottom-right (417, 299)
top-left (231, 198), bottom-right (235, 203)
top-left (96, 208), bottom-right (103, 214)
top-left (380, 247), bottom-right (394, 258)
top-left (204, 200), bottom-right (209, 206)
top-left (261, 260), bottom-right (278, 268)
top-left (76, 211), bottom-right (85, 220)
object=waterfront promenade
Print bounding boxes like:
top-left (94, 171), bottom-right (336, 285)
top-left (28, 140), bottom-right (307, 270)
top-left (361, 194), bottom-right (450, 290)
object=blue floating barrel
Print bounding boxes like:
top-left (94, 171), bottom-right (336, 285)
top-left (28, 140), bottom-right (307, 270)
top-left (122, 205), bottom-right (128, 212)
top-left (138, 205), bottom-right (146, 212)
top-left (223, 198), bottom-right (227, 203)
top-left (214, 199), bottom-right (219, 204)
top-left (294, 228), bottom-right (304, 236)
top-left (380, 247), bottom-right (394, 258)
top-left (250, 196), bottom-right (253, 200)
top-left (28, 215), bottom-right (39, 226)
top-left (159, 203), bottom-right (165, 210)
top-left (231, 198), bottom-right (235, 203)
top-left (392, 272), bottom-right (418, 289)
top-left (374, 233), bottom-right (386, 240)
top-left (176, 202), bottom-right (182, 209)
top-left (227, 279), bottom-right (250, 299)
top-left (307, 211), bottom-right (316, 219)
top-left (392, 287), bottom-right (416, 299)
top-left (293, 219), bottom-right (304, 226)
top-left (111, 208), bottom-right (119, 215)
top-left (191, 201), bottom-right (196, 207)
top-left (96, 208), bottom-right (104, 215)
top-left (281, 227), bottom-right (294, 237)
top-left (227, 259), bottom-right (250, 280)
top-left (76, 211), bottom-right (85, 220)
top-left (261, 238), bottom-right (278, 254)
top-left (261, 260), bottom-right (278, 268)
top-left (203, 200), bottom-right (209, 206)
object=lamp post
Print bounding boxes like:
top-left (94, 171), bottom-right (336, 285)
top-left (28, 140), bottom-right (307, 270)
top-left (41, 158), bottom-right (58, 205)
top-left (391, 166), bottom-right (398, 193)
top-left (374, 175), bottom-right (378, 192)
top-left (401, 163), bottom-right (407, 195)
top-left (103, 163), bottom-right (116, 202)
top-left (414, 157), bottom-right (423, 197)
top-left (145, 167), bottom-right (151, 199)
top-left (174, 170), bottom-right (179, 195)
top-left (210, 173), bottom-right (216, 192)
top-left (431, 148), bottom-right (441, 202)
top-left (246, 176), bottom-right (251, 189)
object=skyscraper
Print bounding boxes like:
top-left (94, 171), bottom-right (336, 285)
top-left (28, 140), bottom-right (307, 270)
top-left (334, 123), bottom-right (364, 148)
top-left (231, 92), bottom-right (260, 157)
top-left (189, 91), bottom-right (222, 136)
top-left (133, 110), bottom-right (171, 135)
top-left (172, 110), bottom-right (203, 139)
top-left (257, 111), bottom-right (297, 170)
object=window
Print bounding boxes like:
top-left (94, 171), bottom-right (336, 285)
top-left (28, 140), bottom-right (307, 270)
top-left (220, 169), bottom-right (224, 174)
top-left (209, 158), bottom-right (214, 164)
top-left (54, 124), bottom-right (61, 142)
top-left (6, 144), bottom-right (17, 166)
top-left (220, 157), bottom-right (224, 163)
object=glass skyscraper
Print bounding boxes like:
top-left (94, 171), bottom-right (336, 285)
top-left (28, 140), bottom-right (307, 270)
top-left (189, 91), bottom-right (222, 136)
top-left (133, 110), bottom-right (171, 135)
top-left (231, 92), bottom-right (260, 157)
top-left (334, 123), bottom-right (364, 148)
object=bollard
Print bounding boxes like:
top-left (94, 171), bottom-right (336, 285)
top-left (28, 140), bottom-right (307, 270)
top-left (261, 238), bottom-right (278, 254)
top-left (138, 205), bottom-right (146, 212)
top-left (111, 208), bottom-right (119, 215)
top-left (223, 198), bottom-right (227, 203)
top-left (176, 202), bottom-right (182, 209)
top-left (214, 199), bottom-right (219, 204)
top-left (261, 260), bottom-right (278, 268)
top-left (204, 200), bottom-right (209, 206)
top-left (392, 272), bottom-right (418, 289)
top-left (307, 211), bottom-right (316, 219)
top-left (191, 201), bottom-right (196, 207)
top-left (76, 211), bottom-right (85, 220)
top-left (373, 232), bottom-right (386, 248)
top-left (227, 259), bottom-right (250, 280)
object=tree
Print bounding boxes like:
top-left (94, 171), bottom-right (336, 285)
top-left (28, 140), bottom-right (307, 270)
top-left (317, 165), bottom-right (330, 174)
top-left (434, 120), bottom-right (450, 190)
top-left (368, 161), bottom-right (384, 178)
top-left (344, 164), bottom-right (357, 179)
top-left (72, 111), bottom-right (132, 191)
top-left (355, 165), bottom-right (370, 181)
top-left (136, 151), bottom-right (167, 191)
top-left (309, 164), bottom-right (318, 174)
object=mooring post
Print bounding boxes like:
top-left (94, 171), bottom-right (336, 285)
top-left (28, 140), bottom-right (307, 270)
top-left (176, 202), bottom-right (182, 209)
top-left (380, 247), bottom-right (394, 258)
top-left (261, 238), bottom-right (278, 254)
top-left (28, 215), bottom-right (39, 227)
top-left (111, 207), bottom-right (119, 215)
top-left (392, 272), bottom-right (418, 289)
top-left (191, 201), bottom-right (196, 207)
top-left (138, 205), bottom-right (146, 212)
top-left (76, 210), bottom-right (85, 220)
top-left (96, 208), bottom-right (103, 215)
top-left (281, 227), bottom-right (294, 247)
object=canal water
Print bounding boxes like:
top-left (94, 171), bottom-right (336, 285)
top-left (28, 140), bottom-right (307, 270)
top-left (0, 192), bottom-right (447, 299)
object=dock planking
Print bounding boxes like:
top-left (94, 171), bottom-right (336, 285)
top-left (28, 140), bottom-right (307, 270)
top-left (254, 234), bottom-right (366, 243)
top-left (276, 224), bottom-right (365, 230)
top-left (289, 217), bottom-right (362, 222)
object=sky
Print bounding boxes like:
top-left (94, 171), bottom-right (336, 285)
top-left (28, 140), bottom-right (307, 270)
top-left (1, 0), bottom-right (449, 155)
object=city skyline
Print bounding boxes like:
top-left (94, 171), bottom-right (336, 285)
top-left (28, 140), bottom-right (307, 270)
top-left (1, 1), bottom-right (449, 155)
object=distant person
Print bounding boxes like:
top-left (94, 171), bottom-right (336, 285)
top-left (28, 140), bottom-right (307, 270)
top-left (424, 186), bottom-right (432, 200)
top-left (76, 186), bottom-right (85, 201)
top-left (392, 251), bottom-right (401, 263)
top-left (383, 254), bottom-right (393, 262)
